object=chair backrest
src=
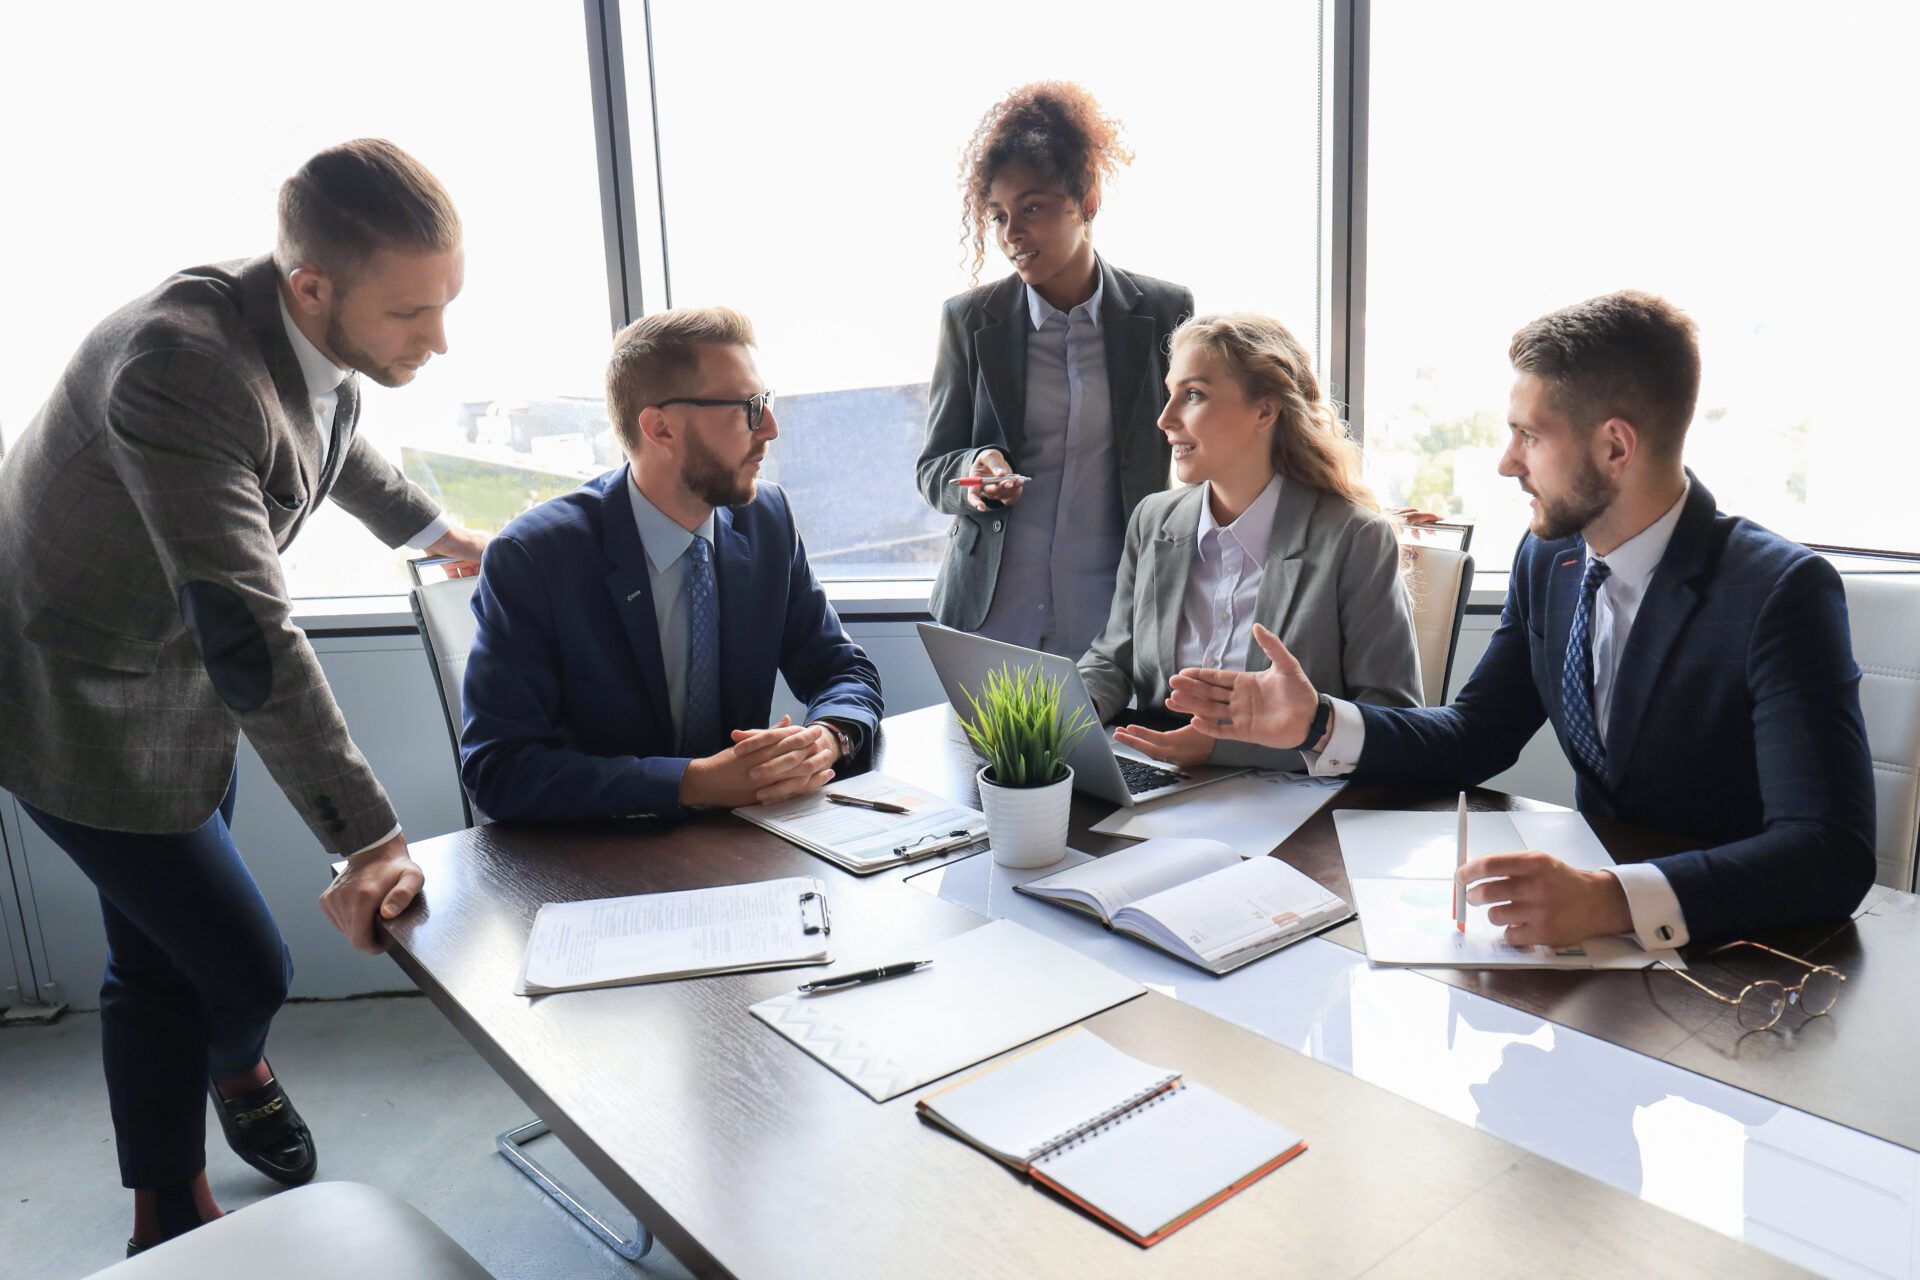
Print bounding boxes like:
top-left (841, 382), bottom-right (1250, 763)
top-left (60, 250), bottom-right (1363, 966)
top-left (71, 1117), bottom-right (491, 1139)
top-left (1399, 541), bottom-right (1475, 708)
top-left (1833, 570), bottom-right (1920, 890)
top-left (408, 560), bottom-right (483, 828)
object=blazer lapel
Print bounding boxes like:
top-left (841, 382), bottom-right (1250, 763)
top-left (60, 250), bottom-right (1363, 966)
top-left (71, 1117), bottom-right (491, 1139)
top-left (976, 277), bottom-right (1029, 460)
top-left (714, 504), bottom-right (755, 731)
top-left (1602, 477), bottom-right (1717, 785)
top-left (1098, 261), bottom-right (1156, 461)
top-left (600, 466), bottom-right (673, 732)
top-left (1146, 487), bottom-right (1203, 683)
top-left (1242, 485), bottom-right (1316, 671)
top-left (238, 255), bottom-right (326, 501)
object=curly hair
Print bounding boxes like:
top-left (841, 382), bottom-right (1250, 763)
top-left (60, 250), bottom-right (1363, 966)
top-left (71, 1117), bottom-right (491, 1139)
top-left (957, 82), bottom-right (1133, 284)
top-left (1171, 314), bottom-right (1382, 514)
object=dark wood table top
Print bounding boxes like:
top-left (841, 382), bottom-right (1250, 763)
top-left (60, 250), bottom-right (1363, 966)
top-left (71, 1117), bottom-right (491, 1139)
top-left (386, 706), bottom-right (1811, 1279)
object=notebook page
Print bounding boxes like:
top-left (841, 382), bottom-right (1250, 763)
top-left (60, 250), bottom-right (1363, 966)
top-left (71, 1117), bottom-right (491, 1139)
top-left (919, 1029), bottom-right (1178, 1166)
top-left (1035, 1082), bottom-right (1303, 1242)
top-left (520, 876), bottom-right (825, 991)
top-left (1117, 856), bottom-right (1348, 965)
top-left (1022, 838), bottom-right (1241, 920)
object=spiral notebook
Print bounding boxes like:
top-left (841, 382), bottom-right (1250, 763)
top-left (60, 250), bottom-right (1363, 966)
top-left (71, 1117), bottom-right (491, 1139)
top-left (917, 1028), bottom-right (1306, 1247)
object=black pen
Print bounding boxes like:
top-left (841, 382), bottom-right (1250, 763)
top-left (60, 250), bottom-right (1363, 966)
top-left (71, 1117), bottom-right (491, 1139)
top-left (825, 792), bottom-right (910, 815)
top-left (797, 959), bottom-right (933, 994)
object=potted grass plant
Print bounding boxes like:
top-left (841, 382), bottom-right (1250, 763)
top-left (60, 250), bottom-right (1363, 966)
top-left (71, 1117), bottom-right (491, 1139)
top-left (958, 663), bottom-right (1095, 868)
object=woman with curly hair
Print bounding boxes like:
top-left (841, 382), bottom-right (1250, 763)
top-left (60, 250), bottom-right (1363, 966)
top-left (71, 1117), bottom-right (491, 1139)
top-left (916, 81), bottom-right (1193, 658)
top-left (1081, 314), bottom-right (1422, 771)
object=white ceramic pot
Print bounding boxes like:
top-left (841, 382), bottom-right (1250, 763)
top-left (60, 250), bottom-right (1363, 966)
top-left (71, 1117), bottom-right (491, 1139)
top-left (976, 765), bottom-right (1074, 869)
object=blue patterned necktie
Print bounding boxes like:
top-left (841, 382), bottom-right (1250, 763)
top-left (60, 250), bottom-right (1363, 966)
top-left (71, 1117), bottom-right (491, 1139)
top-left (1562, 556), bottom-right (1613, 776)
top-left (681, 536), bottom-right (721, 757)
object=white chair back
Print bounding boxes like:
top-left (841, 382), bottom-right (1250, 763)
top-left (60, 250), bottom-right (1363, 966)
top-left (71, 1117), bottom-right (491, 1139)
top-left (1837, 571), bottom-right (1920, 891)
top-left (408, 562), bottom-right (483, 826)
top-left (1400, 541), bottom-right (1475, 708)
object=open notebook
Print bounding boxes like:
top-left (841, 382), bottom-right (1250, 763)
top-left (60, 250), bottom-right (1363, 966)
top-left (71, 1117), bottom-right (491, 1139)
top-left (1016, 837), bottom-right (1352, 974)
top-left (918, 1028), bottom-right (1306, 1247)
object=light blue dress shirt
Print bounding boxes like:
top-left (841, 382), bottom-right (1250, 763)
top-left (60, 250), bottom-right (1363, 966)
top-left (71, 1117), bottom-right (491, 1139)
top-left (976, 271), bottom-right (1126, 658)
top-left (627, 470), bottom-right (716, 746)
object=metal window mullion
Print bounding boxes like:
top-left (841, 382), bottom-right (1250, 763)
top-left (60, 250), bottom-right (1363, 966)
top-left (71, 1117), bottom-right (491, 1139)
top-left (584, 0), bottom-right (645, 329)
top-left (1329, 0), bottom-right (1370, 443)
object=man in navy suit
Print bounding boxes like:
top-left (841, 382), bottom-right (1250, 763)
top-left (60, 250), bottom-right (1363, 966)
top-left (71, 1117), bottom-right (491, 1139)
top-left (1168, 291), bottom-right (1874, 948)
top-left (460, 307), bottom-right (882, 820)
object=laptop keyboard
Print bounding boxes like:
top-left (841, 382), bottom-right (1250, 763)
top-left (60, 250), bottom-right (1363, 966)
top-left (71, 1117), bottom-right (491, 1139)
top-left (1117, 756), bottom-right (1185, 795)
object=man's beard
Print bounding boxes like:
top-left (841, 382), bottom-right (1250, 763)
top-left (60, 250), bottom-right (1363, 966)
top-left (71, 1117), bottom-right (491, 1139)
top-left (683, 426), bottom-right (760, 509)
top-left (1528, 455), bottom-right (1616, 540)
top-left (324, 308), bottom-right (407, 388)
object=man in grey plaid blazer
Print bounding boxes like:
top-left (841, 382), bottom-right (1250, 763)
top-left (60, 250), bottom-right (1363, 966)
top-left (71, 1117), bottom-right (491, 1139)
top-left (0, 140), bottom-right (485, 1251)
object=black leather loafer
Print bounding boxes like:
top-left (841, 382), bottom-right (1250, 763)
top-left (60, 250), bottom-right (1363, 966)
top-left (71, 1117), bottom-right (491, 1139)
top-left (209, 1070), bottom-right (317, 1186)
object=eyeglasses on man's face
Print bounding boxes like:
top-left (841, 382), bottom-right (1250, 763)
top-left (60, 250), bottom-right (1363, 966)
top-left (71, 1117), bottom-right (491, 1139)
top-left (652, 389), bottom-right (777, 432)
top-left (1646, 940), bottom-right (1846, 1032)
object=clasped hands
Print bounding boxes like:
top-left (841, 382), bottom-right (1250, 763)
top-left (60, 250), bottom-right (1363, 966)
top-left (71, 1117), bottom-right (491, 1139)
top-left (680, 715), bottom-right (842, 808)
top-left (1156, 623), bottom-right (1631, 947)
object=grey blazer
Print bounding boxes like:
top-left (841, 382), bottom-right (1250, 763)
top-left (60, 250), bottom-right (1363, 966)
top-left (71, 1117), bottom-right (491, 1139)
top-left (916, 259), bottom-right (1194, 630)
top-left (1077, 482), bottom-right (1423, 770)
top-left (0, 256), bottom-right (441, 853)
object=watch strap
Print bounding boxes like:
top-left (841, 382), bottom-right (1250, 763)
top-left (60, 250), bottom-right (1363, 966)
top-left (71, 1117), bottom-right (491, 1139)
top-left (1292, 694), bottom-right (1334, 753)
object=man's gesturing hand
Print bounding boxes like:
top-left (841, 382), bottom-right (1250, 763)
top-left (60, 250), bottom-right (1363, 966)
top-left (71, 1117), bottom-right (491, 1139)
top-left (1165, 624), bottom-right (1322, 750)
top-left (321, 832), bottom-right (424, 954)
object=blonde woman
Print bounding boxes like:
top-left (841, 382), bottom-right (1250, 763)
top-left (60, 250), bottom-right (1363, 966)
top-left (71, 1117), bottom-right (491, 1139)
top-left (1077, 313), bottom-right (1421, 770)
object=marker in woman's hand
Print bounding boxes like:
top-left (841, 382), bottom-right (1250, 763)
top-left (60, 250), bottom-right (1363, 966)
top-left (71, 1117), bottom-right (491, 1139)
top-left (950, 474), bottom-right (1030, 488)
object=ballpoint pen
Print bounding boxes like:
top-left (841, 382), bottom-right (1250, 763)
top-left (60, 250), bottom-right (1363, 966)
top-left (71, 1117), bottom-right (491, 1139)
top-left (797, 959), bottom-right (933, 994)
top-left (825, 792), bottom-right (911, 815)
top-left (1453, 791), bottom-right (1468, 933)
top-left (949, 475), bottom-right (1031, 487)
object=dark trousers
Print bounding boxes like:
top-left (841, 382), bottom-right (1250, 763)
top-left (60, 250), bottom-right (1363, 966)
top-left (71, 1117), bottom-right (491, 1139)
top-left (21, 774), bottom-right (293, 1187)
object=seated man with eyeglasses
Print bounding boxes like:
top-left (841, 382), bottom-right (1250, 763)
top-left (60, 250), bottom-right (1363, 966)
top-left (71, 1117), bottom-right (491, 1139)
top-left (460, 306), bottom-right (882, 820)
top-left (1168, 290), bottom-right (1876, 950)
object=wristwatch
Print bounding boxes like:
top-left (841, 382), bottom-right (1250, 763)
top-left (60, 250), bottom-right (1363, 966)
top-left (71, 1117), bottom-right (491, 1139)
top-left (1291, 694), bottom-right (1334, 753)
top-left (816, 719), bottom-right (855, 765)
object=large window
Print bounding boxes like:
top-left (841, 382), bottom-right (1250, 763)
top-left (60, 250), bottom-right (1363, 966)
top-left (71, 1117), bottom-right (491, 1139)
top-left (637, 0), bottom-right (1327, 579)
top-left (1364, 0), bottom-right (1920, 571)
top-left (0, 2), bottom-right (611, 596)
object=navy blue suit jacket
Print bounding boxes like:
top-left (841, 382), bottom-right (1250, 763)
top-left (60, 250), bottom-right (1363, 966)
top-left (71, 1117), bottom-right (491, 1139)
top-left (459, 468), bottom-right (883, 821)
top-left (1352, 475), bottom-right (1875, 943)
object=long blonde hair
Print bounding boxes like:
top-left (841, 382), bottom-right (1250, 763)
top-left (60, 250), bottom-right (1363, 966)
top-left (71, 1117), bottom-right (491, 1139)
top-left (1169, 314), bottom-right (1379, 513)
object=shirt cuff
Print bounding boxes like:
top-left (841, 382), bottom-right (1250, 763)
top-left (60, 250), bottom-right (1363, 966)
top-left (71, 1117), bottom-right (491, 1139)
top-left (1302, 698), bottom-right (1365, 777)
top-left (346, 823), bottom-right (403, 858)
top-left (1604, 862), bottom-right (1690, 950)
top-left (406, 513), bottom-right (450, 552)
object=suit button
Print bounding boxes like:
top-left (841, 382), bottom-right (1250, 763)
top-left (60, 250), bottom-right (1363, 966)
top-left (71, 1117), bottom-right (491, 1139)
top-left (948, 524), bottom-right (958, 537)
top-left (991, 519), bottom-right (1003, 533)
top-left (327, 820), bottom-right (347, 834)
top-left (313, 794), bottom-right (332, 806)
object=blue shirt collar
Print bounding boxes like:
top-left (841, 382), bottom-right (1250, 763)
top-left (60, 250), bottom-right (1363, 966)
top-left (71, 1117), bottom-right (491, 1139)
top-left (626, 467), bottom-right (715, 576)
top-left (1025, 260), bottom-right (1106, 332)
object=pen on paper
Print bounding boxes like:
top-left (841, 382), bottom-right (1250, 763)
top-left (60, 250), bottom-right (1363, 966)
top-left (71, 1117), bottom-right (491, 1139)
top-left (1453, 791), bottom-right (1468, 933)
top-left (825, 792), bottom-right (911, 815)
top-left (797, 959), bottom-right (933, 995)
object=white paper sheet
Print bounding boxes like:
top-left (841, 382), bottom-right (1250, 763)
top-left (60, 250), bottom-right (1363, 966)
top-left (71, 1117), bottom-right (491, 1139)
top-left (517, 876), bottom-right (828, 994)
top-left (734, 772), bottom-right (985, 872)
top-left (750, 919), bottom-right (1145, 1101)
top-left (1090, 773), bottom-right (1346, 858)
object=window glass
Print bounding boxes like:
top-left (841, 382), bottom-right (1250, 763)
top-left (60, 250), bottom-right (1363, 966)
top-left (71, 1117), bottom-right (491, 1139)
top-left (0, 2), bottom-right (611, 596)
top-left (1365, 0), bottom-right (1920, 569)
top-left (639, 0), bottom-right (1325, 579)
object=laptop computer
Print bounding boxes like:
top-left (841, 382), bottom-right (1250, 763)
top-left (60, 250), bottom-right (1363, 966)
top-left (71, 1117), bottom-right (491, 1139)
top-left (916, 622), bottom-right (1249, 807)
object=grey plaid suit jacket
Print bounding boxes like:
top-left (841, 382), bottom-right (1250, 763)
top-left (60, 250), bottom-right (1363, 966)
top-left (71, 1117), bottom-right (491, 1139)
top-left (0, 255), bottom-right (441, 853)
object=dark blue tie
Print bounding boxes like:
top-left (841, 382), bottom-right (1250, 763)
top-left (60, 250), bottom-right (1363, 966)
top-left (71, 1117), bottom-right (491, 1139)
top-left (1562, 556), bottom-right (1612, 776)
top-left (682, 536), bottom-right (721, 757)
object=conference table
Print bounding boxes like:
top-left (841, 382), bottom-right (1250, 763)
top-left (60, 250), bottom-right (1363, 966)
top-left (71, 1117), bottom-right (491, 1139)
top-left (383, 704), bottom-right (1919, 1279)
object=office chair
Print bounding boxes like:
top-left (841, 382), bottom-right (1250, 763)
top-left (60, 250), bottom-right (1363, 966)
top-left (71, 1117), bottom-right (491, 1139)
top-left (406, 557), bottom-right (653, 1262)
top-left (1811, 546), bottom-right (1920, 892)
top-left (1397, 525), bottom-right (1476, 708)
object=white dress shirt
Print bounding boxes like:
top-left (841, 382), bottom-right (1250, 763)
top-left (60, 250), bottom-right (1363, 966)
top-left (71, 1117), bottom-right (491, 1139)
top-left (974, 270), bottom-right (1125, 657)
top-left (279, 296), bottom-right (447, 857)
top-left (1175, 477), bottom-right (1281, 674)
top-left (1309, 482), bottom-right (1695, 950)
